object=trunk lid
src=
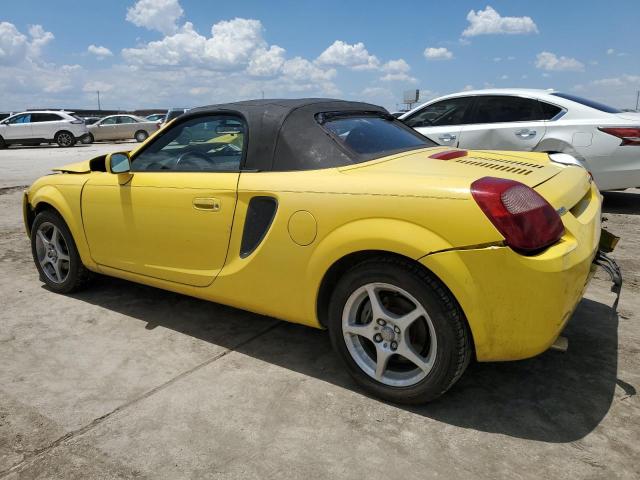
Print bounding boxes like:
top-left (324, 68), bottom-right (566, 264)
top-left (340, 147), bottom-right (562, 188)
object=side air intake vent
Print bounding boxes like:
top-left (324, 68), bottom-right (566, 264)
top-left (240, 196), bottom-right (278, 258)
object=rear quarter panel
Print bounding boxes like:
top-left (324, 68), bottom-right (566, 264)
top-left (208, 168), bottom-right (502, 327)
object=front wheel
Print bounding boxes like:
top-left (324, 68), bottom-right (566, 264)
top-left (328, 257), bottom-right (472, 404)
top-left (55, 131), bottom-right (76, 147)
top-left (31, 210), bottom-right (90, 293)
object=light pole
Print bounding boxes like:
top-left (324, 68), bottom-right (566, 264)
top-left (97, 90), bottom-right (101, 111)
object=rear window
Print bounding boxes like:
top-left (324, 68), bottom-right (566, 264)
top-left (551, 93), bottom-right (622, 113)
top-left (319, 113), bottom-right (434, 158)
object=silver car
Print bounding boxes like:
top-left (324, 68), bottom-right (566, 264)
top-left (87, 114), bottom-right (159, 143)
top-left (400, 88), bottom-right (640, 191)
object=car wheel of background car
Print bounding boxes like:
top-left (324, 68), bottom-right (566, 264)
top-left (30, 210), bottom-right (90, 294)
top-left (54, 131), bottom-right (76, 148)
top-left (82, 133), bottom-right (94, 144)
top-left (0, 136), bottom-right (6, 149)
top-left (135, 130), bottom-right (149, 142)
top-left (328, 256), bottom-right (472, 404)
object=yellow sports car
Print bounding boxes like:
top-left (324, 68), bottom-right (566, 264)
top-left (23, 99), bottom-right (615, 403)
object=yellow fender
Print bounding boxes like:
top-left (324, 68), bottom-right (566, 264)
top-left (28, 184), bottom-right (97, 270)
top-left (303, 218), bottom-right (453, 325)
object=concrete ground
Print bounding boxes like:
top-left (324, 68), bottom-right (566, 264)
top-left (0, 145), bottom-right (639, 479)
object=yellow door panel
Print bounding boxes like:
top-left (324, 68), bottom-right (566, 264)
top-left (82, 171), bottom-right (238, 286)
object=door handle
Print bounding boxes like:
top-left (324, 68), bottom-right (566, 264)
top-left (193, 197), bottom-right (221, 211)
top-left (515, 129), bottom-right (537, 139)
top-left (438, 133), bottom-right (457, 142)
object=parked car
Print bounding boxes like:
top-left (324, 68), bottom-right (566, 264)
top-left (82, 117), bottom-right (102, 125)
top-left (400, 89), bottom-right (640, 191)
top-left (24, 98), bottom-right (616, 404)
top-left (146, 113), bottom-right (166, 122)
top-left (86, 114), bottom-right (159, 143)
top-left (0, 111), bottom-right (88, 148)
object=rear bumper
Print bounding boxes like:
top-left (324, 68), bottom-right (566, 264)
top-left (421, 181), bottom-right (603, 362)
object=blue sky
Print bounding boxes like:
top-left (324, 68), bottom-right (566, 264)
top-left (1, 0), bottom-right (638, 111)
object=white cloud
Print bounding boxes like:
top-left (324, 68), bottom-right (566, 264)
top-left (535, 51), bottom-right (584, 71)
top-left (122, 19), bottom-right (269, 70)
top-left (379, 58), bottom-right (417, 82)
top-left (126, 0), bottom-right (184, 34)
top-left (462, 6), bottom-right (538, 37)
top-left (606, 48), bottom-right (615, 55)
top-left (462, 84), bottom-right (474, 91)
top-left (592, 74), bottom-right (640, 87)
top-left (424, 47), bottom-right (453, 60)
top-left (27, 24), bottom-right (54, 57)
top-left (83, 80), bottom-right (114, 93)
top-left (0, 22), bottom-right (53, 65)
top-left (247, 45), bottom-right (286, 77)
top-left (493, 57), bottom-right (501, 62)
top-left (499, 74), bottom-right (509, 80)
top-left (87, 44), bottom-right (113, 59)
top-left (316, 40), bottom-right (379, 70)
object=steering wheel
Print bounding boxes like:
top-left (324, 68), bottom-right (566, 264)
top-left (175, 151), bottom-right (212, 170)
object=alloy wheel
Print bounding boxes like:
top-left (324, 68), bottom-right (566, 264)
top-left (57, 132), bottom-right (73, 147)
top-left (35, 222), bottom-right (70, 284)
top-left (342, 282), bottom-right (438, 387)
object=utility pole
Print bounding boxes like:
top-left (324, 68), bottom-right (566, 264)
top-left (636, 90), bottom-right (639, 111)
top-left (97, 90), bottom-right (101, 111)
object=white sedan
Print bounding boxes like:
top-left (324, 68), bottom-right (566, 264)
top-left (400, 89), bottom-right (640, 191)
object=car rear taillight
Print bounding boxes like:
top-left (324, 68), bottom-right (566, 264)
top-left (598, 127), bottom-right (640, 145)
top-left (471, 177), bottom-right (565, 254)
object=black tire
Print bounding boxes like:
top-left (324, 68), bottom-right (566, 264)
top-left (30, 210), bottom-right (90, 294)
top-left (134, 130), bottom-right (149, 142)
top-left (327, 256), bottom-right (472, 404)
top-left (55, 131), bottom-right (76, 148)
top-left (82, 133), bottom-right (94, 144)
top-left (0, 136), bottom-right (6, 149)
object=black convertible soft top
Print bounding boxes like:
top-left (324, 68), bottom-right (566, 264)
top-left (185, 98), bottom-right (391, 172)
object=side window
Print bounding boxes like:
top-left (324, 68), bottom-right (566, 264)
top-left (8, 114), bottom-right (32, 124)
top-left (131, 115), bottom-right (245, 172)
top-left (539, 101), bottom-right (563, 120)
top-left (100, 117), bottom-right (117, 125)
top-left (404, 97), bottom-right (473, 128)
top-left (472, 96), bottom-right (545, 124)
top-left (32, 113), bottom-right (62, 122)
top-left (117, 116), bottom-right (136, 124)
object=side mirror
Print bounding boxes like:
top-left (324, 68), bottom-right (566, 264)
top-left (106, 152), bottom-right (131, 174)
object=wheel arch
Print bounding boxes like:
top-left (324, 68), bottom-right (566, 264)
top-left (308, 217), bottom-right (455, 324)
top-left (28, 185), bottom-right (96, 269)
top-left (315, 249), bottom-right (477, 359)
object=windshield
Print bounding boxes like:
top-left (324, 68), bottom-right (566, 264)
top-left (551, 93), bottom-right (622, 113)
top-left (320, 114), bottom-right (435, 158)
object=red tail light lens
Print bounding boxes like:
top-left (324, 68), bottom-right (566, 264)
top-left (598, 127), bottom-right (640, 145)
top-left (471, 177), bottom-right (565, 254)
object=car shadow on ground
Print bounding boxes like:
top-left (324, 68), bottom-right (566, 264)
top-left (603, 191), bottom-right (640, 215)
top-left (69, 275), bottom-right (621, 444)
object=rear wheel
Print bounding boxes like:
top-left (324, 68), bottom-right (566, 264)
top-left (0, 136), bottom-right (6, 149)
top-left (135, 130), bottom-right (149, 142)
top-left (55, 131), bottom-right (76, 147)
top-left (328, 257), bottom-right (471, 404)
top-left (82, 133), bottom-right (94, 144)
top-left (31, 210), bottom-right (90, 293)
